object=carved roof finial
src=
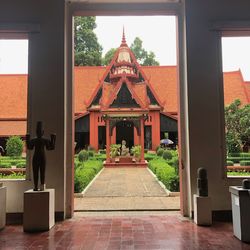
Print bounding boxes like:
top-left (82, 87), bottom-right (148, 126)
top-left (121, 26), bottom-right (128, 47)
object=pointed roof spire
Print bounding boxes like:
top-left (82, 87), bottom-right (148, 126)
top-left (121, 26), bottom-right (128, 47)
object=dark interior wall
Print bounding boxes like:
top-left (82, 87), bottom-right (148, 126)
top-left (185, 0), bottom-right (250, 210)
top-left (0, 0), bottom-right (66, 213)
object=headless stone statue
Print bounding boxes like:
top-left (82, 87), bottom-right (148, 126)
top-left (197, 167), bottom-right (208, 197)
top-left (242, 179), bottom-right (250, 189)
top-left (26, 121), bottom-right (56, 191)
top-left (121, 140), bottom-right (130, 156)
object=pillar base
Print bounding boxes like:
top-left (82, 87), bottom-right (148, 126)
top-left (23, 189), bottom-right (55, 232)
top-left (0, 184), bottom-right (6, 230)
top-left (193, 194), bottom-right (212, 226)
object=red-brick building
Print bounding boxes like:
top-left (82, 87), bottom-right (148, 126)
top-left (0, 34), bottom-right (250, 155)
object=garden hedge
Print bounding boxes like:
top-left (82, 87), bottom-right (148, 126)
top-left (74, 159), bottom-right (103, 193)
top-left (227, 156), bottom-right (250, 163)
top-left (240, 161), bottom-right (250, 166)
top-left (148, 158), bottom-right (179, 192)
top-left (226, 160), bottom-right (234, 166)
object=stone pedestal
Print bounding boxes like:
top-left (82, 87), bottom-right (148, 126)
top-left (23, 189), bottom-right (55, 232)
top-left (193, 194), bottom-right (212, 226)
top-left (229, 186), bottom-right (250, 242)
top-left (0, 184), bottom-right (6, 230)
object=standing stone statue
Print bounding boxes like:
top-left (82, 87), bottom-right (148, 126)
top-left (197, 167), bottom-right (208, 197)
top-left (26, 121), bottom-right (56, 191)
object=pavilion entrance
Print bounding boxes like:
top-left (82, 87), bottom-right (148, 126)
top-left (116, 121), bottom-right (134, 149)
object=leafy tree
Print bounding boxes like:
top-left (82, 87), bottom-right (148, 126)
top-left (102, 48), bottom-right (117, 66)
top-left (224, 99), bottom-right (250, 153)
top-left (130, 37), bottom-right (159, 66)
top-left (6, 136), bottom-right (23, 157)
top-left (102, 37), bottom-right (159, 66)
top-left (74, 16), bottom-right (103, 66)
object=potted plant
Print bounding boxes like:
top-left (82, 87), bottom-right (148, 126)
top-left (110, 144), bottom-right (121, 162)
top-left (131, 145), bottom-right (141, 162)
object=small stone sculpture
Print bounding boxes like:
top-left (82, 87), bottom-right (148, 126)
top-left (242, 179), bottom-right (250, 189)
top-left (197, 167), bottom-right (208, 197)
top-left (26, 121), bottom-right (56, 191)
top-left (121, 140), bottom-right (130, 156)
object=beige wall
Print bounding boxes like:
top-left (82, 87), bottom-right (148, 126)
top-left (185, 0), bottom-right (250, 211)
top-left (0, 0), bottom-right (66, 214)
top-left (1, 0), bottom-right (250, 217)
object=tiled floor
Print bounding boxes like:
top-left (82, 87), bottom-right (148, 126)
top-left (75, 168), bottom-right (180, 211)
top-left (1, 212), bottom-right (249, 250)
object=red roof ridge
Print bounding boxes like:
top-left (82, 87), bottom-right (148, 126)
top-left (223, 69), bottom-right (241, 75)
top-left (0, 74), bottom-right (28, 76)
top-left (74, 66), bottom-right (106, 70)
top-left (160, 111), bottom-right (178, 120)
top-left (141, 65), bottom-right (177, 69)
top-left (0, 118), bottom-right (26, 121)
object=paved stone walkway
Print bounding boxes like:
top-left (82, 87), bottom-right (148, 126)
top-left (75, 168), bottom-right (180, 211)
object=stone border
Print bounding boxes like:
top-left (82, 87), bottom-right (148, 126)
top-left (74, 167), bottom-right (105, 198)
top-left (147, 168), bottom-right (180, 197)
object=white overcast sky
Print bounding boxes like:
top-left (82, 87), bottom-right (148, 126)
top-left (0, 15), bottom-right (250, 80)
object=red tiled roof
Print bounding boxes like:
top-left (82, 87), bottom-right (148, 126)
top-left (0, 67), bottom-right (249, 136)
top-left (0, 74), bottom-right (27, 119)
top-left (74, 66), bottom-right (106, 113)
top-left (143, 66), bottom-right (178, 112)
top-left (0, 120), bottom-right (26, 137)
top-left (223, 70), bottom-right (250, 106)
top-left (243, 81), bottom-right (250, 102)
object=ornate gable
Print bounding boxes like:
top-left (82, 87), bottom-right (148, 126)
top-left (110, 82), bottom-right (140, 108)
top-left (87, 29), bottom-right (163, 111)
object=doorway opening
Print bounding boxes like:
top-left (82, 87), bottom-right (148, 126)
top-left (67, 2), bottom-right (185, 216)
top-left (221, 36), bottom-right (250, 177)
top-left (116, 121), bottom-right (134, 149)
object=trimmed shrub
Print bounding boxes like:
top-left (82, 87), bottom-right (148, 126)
top-left (0, 173), bottom-right (25, 179)
top-left (156, 148), bottom-right (164, 156)
top-left (74, 159), bottom-right (103, 193)
top-left (74, 167), bottom-right (96, 193)
top-left (226, 160), bottom-right (234, 166)
top-left (0, 162), bottom-right (11, 168)
top-left (167, 156), bottom-right (179, 174)
top-left (78, 150), bottom-right (88, 162)
top-left (227, 171), bottom-right (250, 176)
top-left (16, 162), bottom-right (26, 168)
top-left (227, 156), bottom-right (250, 163)
top-left (145, 154), bottom-right (157, 162)
top-left (228, 152), bottom-right (241, 157)
top-left (148, 158), bottom-right (179, 192)
top-left (88, 150), bottom-right (94, 157)
top-left (98, 149), bottom-right (106, 154)
top-left (240, 161), bottom-right (250, 166)
top-left (170, 150), bottom-right (178, 158)
top-left (6, 136), bottom-right (23, 157)
top-left (94, 154), bottom-right (106, 161)
top-left (74, 161), bottom-right (82, 169)
top-left (84, 160), bottom-right (103, 173)
top-left (240, 153), bottom-right (250, 158)
top-left (162, 150), bottom-right (172, 160)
